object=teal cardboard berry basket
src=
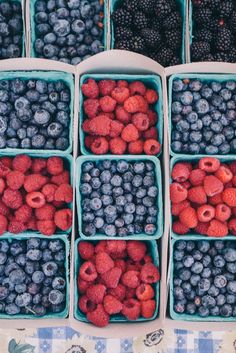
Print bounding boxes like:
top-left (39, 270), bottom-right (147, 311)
top-left (170, 154), bottom-right (236, 239)
top-left (74, 238), bottom-right (160, 323)
top-left (29, 0), bottom-right (108, 60)
top-left (79, 73), bottom-right (163, 157)
top-left (0, 152), bottom-right (73, 236)
top-left (0, 233), bottom-right (70, 319)
top-left (110, 0), bottom-right (187, 64)
top-left (168, 73), bottom-right (236, 157)
top-left (169, 235), bottom-right (236, 321)
top-left (0, 70), bottom-right (74, 154)
top-left (76, 155), bottom-right (163, 240)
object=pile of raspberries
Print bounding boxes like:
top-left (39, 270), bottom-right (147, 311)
top-left (77, 240), bottom-right (160, 327)
top-left (0, 154), bottom-right (72, 236)
top-left (81, 78), bottom-right (161, 155)
top-left (170, 157), bottom-right (236, 237)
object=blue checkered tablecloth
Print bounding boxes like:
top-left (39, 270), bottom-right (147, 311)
top-left (2, 326), bottom-right (234, 353)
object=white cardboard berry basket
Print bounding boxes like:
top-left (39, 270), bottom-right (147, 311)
top-left (0, 52), bottom-right (236, 336)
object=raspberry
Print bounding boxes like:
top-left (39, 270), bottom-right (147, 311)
top-left (46, 157), bottom-right (64, 176)
top-left (0, 215), bottom-right (7, 235)
top-left (188, 186), bottom-right (207, 204)
top-left (101, 267), bottom-right (122, 288)
top-left (81, 78), bottom-right (99, 99)
top-left (170, 182), bottom-right (188, 203)
top-left (171, 200), bottom-right (190, 216)
top-left (115, 106), bottom-right (131, 124)
top-left (222, 188), bottom-right (236, 207)
top-left (54, 208), bottom-right (72, 231)
top-left (232, 207), bottom-right (236, 217)
top-left (15, 204), bottom-right (32, 222)
top-left (99, 96), bottom-right (117, 113)
top-left (51, 171), bottom-right (70, 186)
top-left (122, 270), bottom-right (140, 288)
top-left (0, 157), bottom-right (12, 169)
top-left (41, 184), bottom-right (57, 202)
top-left (0, 200), bottom-right (9, 216)
top-left (78, 241), bottom-right (95, 260)
top-left (128, 140), bottom-right (144, 154)
top-left (207, 219), bottom-right (228, 237)
top-left (136, 283), bottom-right (154, 301)
top-left (108, 284), bottom-right (126, 301)
top-left (125, 288), bottom-right (136, 299)
top-left (140, 263), bottom-right (160, 284)
top-left (208, 193), bottom-right (223, 205)
top-left (78, 277), bottom-right (91, 293)
top-left (124, 95), bottom-right (148, 113)
top-left (232, 176), bottom-right (236, 187)
top-left (54, 183), bottom-right (73, 203)
top-left (127, 241), bottom-right (147, 262)
top-left (102, 112), bottom-right (115, 120)
top-left (85, 135), bottom-right (96, 149)
top-left (27, 217), bottom-right (37, 230)
top-left (0, 161), bottom-right (10, 178)
top-left (79, 261), bottom-right (98, 282)
top-left (132, 113), bottom-right (149, 131)
top-left (37, 220), bottom-right (56, 236)
top-left (3, 189), bottom-right (22, 209)
top-left (230, 161), bottom-right (236, 175)
top-left (189, 169), bottom-right (206, 186)
top-left (32, 158), bottom-right (47, 173)
top-left (95, 252), bottom-right (114, 274)
top-left (87, 304), bottom-right (110, 327)
top-left (89, 115), bottom-right (111, 136)
top-left (172, 220), bottom-right (189, 234)
top-left (8, 220), bottom-right (26, 234)
top-left (117, 80), bottom-right (128, 88)
top-left (194, 222), bottom-right (209, 235)
top-left (78, 295), bottom-right (96, 313)
top-left (228, 219), bottom-right (236, 235)
top-left (215, 166), bottom-right (233, 184)
top-left (197, 204), bottom-right (215, 222)
top-left (109, 137), bottom-right (127, 154)
top-left (145, 89), bottom-right (158, 104)
top-left (35, 204), bottom-right (56, 221)
top-left (12, 155), bottom-right (32, 173)
top-left (141, 299), bottom-right (156, 318)
top-left (24, 174), bottom-right (48, 193)
top-left (110, 120), bottom-right (124, 137)
top-left (215, 203), bottom-right (231, 221)
top-left (0, 178), bottom-right (5, 194)
top-left (204, 175), bottom-right (223, 197)
top-left (179, 206), bottom-right (198, 228)
top-left (122, 299), bottom-right (141, 320)
top-left (121, 124), bottom-right (139, 142)
top-left (111, 87), bottom-right (130, 103)
top-left (95, 240), bottom-right (107, 253)
top-left (143, 127), bottom-right (158, 140)
top-left (199, 157), bottom-right (220, 173)
top-left (129, 81), bottom-right (146, 96)
top-left (106, 240), bottom-right (126, 254)
top-left (143, 139), bottom-right (161, 155)
top-left (84, 98), bottom-right (100, 118)
top-left (172, 163), bottom-right (190, 182)
top-left (86, 283), bottom-right (106, 304)
top-left (98, 80), bottom-right (116, 96)
top-left (114, 259), bottom-right (126, 272)
top-left (147, 110), bottom-right (158, 127)
top-left (91, 137), bottom-right (109, 154)
top-left (103, 294), bottom-right (123, 314)
top-left (181, 181), bottom-right (191, 189)
top-left (82, 119), bottom-right (91, 133)
top-left (126, 260), bottom-right (137, 271)
top-left (26, 192), bottom-right (45, 209)
top-left (6, 171), bottom-right (25, 190)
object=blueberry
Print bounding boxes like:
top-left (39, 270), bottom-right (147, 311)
top-left (201, 86), bottom-right (213, 99)
top-left (214, 275), bottom-right (227, 288)
top-left (173, 79), bottom-right (186, 92)
top-left (186, 303), bottom-right (196, 315)
top-left (42, 261), bottom-right (58, 277)
top-left (178, 268), bottom-right (191, 281)
top-left (205, 145), bottom-right (218, 154)
top-left (191, 262), bottom-right (203, 274)
top-left (5, 303), bottom-right (20, 315)
top-left (187, 111), bottom-right (198, 123)
top-left (189, 131), bottom-right (202, 143)
top-left (226, 281), bottom-right (236, 294)
top-left (176, 120), bottom-right (190, 132)
top-left (198, 306), bottom-right (209, 317)
top-left (172, 101), bottom-right (182, 114)
top-left (173, 286), bottom-right (185, 300)
top-left (183, 255), bottom-right (194, 268)
top-left (195, 99), bottom-right (210, 114)
top-left (144, 224), bottom-right (156, 235)
top-left (213, 255), bottom-right (225, 268)
top-left (104, 224), bottom-right (116, 236)
top-left (180, 91), bottom-right (193, 105)
top-left (31, 134), bottom-right (45, 148)
top-left (174, 300), bottom-right (185, 314)
top-left (83, 223), bottom-right (96, 236)
top-left (220, 304), bottom-right (232, 317)
top-left (198, 278), bottom-right (211, 292)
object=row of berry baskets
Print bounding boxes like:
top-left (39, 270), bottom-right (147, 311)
top-left (4, 0), bottom-right (236, 67)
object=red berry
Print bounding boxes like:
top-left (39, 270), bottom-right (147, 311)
top-left (91, 137), bottom-right (109, 154)
top-left (37, 220), bottom-right (56, 236)
top-left (86, 283), bottom-right (106, 304)
top-left (98, 79), bottom-right (116, 96)
top-left (122, 299), bottom-right (141, 320)
top-left (145, 89), bottom-right (158, 104)
top-left (110, 120), bottom-right (124, 137)
top-left (95, 251), bottom-right (114, 274)
top-left (197, 204), bottom-right (215, 222)
top-left (54, 208), bottom-right (72, 231)
top-left (222, 188), bottom-right (236, 207)
top-left (78, 241), bottom-right (95, 260)
top-left (47, 157), bottom-right (64, 176)
top-left (78, 295), bottom-right (96, 313)
top-left (108, 284), bottom-right (126, 301)
top-left (101, 267), bottom-right (122, 288)
top-left (121, 124), bottom-right (139, 142)
top-left (188, 186), bottom-right (207, 204)
top-left (172, 200), bottom-right (190, 216)
top-left (51, 171), bottom-right (70, 185)
top-left (122, 270), bottom-right (140, 288)
top-left (143, 127), bottom-right (158, 140)
top-left (172, 163), bottom-right (190, 182)
top-left (24, 174), bottom-right (48, 193)
top-left (8, 220), bottom-right (26, 234)
top-left (26, 191), bottom-right (45, 209)
top-left (179, 206), bottom-right (198, 228)
top-left (141, 299), bottom-right (156, 318)
top-left (99, 96), bottom-right (117, 113)
top-left (2, 188), bottom-right (22, 210)
top-left (204, 175), bottom-right (223, 197)
top-left (215, 166), bottom-right (233, 184)
top-left (140, 263), bottom-right (160, 284)
top-left (132, 113), bottom-right (149, 131)
top-left (143, 139), bottom-right (161, 155)
top-left (81, 78), bottom-right (99, 99)
top-left (115, 105), bottom-right (131, 124)
top-left (54, 183), bottom-right (73, 203)
top-left (111, 87), bottom-right (130, 103)
top-left (136, 283), bottom-right (154, 301)
top-left (89, 115), bottom-right (111, 136)
top-left (128, 140), bottom-right (144, 154)
top-left (103, 294), bottom-right (123, 314)
top-left (109, 137), bottom-right (127, 154)
top-left (129, 81), bottom-right (146, 96)
top-left (207, 219), bottom-right (228, 237)
top-left (170, 182), bottom-right (188, 203)
top-left (79, 261), bottom-right (98, 282)
top-left (127, 240), bottom-right (147, 262)
top-left (32, 158), bottom-right (47, 173)
top-left (147, 110), bottom-right (158, 127)
top-left (215, 203), bottom-right (231, 222)
top-left (199, 157), bottom-right (220, 173)
top-left (15, 204), bottom-right (32, 222)
top-left (6, 171), bottom-right (25, 190)
top-left (228, 219), bottom-right (236, 235)
top-left (35, 204), bottom-right (56, 221)
top-left (87, 304), bottom-right (110, 327)
top-left (172, 220), bottom-right (189, 234)
top-left (0, 214), bottom-right (8, 235)
top-left (12, 155), bottom-right (32, 173)
top-left (189, 169), bottom-right (206, 186)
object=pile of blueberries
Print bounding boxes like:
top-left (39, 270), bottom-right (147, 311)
top-left (33, 0), bottom-right (104, 65)
top-left (0, 238), bottom-right (67, 316)
top-left (80, 159), bottom-right (159, 237)
top-left (0, 1), bottom-right (23, 59)
top-left (171, 78), bottom-right (236, 155)
top-left (0, 77), bottom-right (71, 150)
top-left (173, 240), bottom-right (236, 318)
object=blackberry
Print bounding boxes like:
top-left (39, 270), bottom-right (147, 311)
top-left (140, 28), bottom-right (161, 48)
top-left (112, 8), bottom-right (132, 27)
top-left (212, 52), bottom-right (225, 62)
top-left (147, 51), bottom-right (158, 62)
top-left (169, 56), bottom-right (181, 66)
top-left (115, 27), bottom-right (133, 40)
top-left (123, 0), bottom-right (139, 13)
top-left (194, 8), bottom-right (212, 24)
top-left (165, 30), bottom-right (182, 50)
top-left (163, 12), bottom-right (182, 30)
top-left (138, 0), bottom-right (155, 14)
top-left (192, 0), bottom-right (209, 8)
top-left (208, 0), bottom-right (221, 10)
top-left (151, 17), bottom-right (162, 31)
top-left (229, 11), bottom-right (236, 30)
top-left (219, 0), bottom-right (233, 18)
top-left (156, 47), bottom-right (174, 67)
top-left (131, 36), bottom-right (146, 53)
top-left (215, 27), bottom-right (232, 51)
top-left (191, 41), bottom-right (210, 61)
top-left (194, 29), bottom-right (213, 43)
top-left (133, 11), bottom-right (149, 29)
top-left (155, 0), bottom-right (174, 19)
top-left (227, 48), bottom-right (236, 62)
top-left (115, 39), bottom-right (132, 51)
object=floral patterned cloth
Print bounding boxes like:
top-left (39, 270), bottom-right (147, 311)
top-left (1, 327), bottom-right (235, 353)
